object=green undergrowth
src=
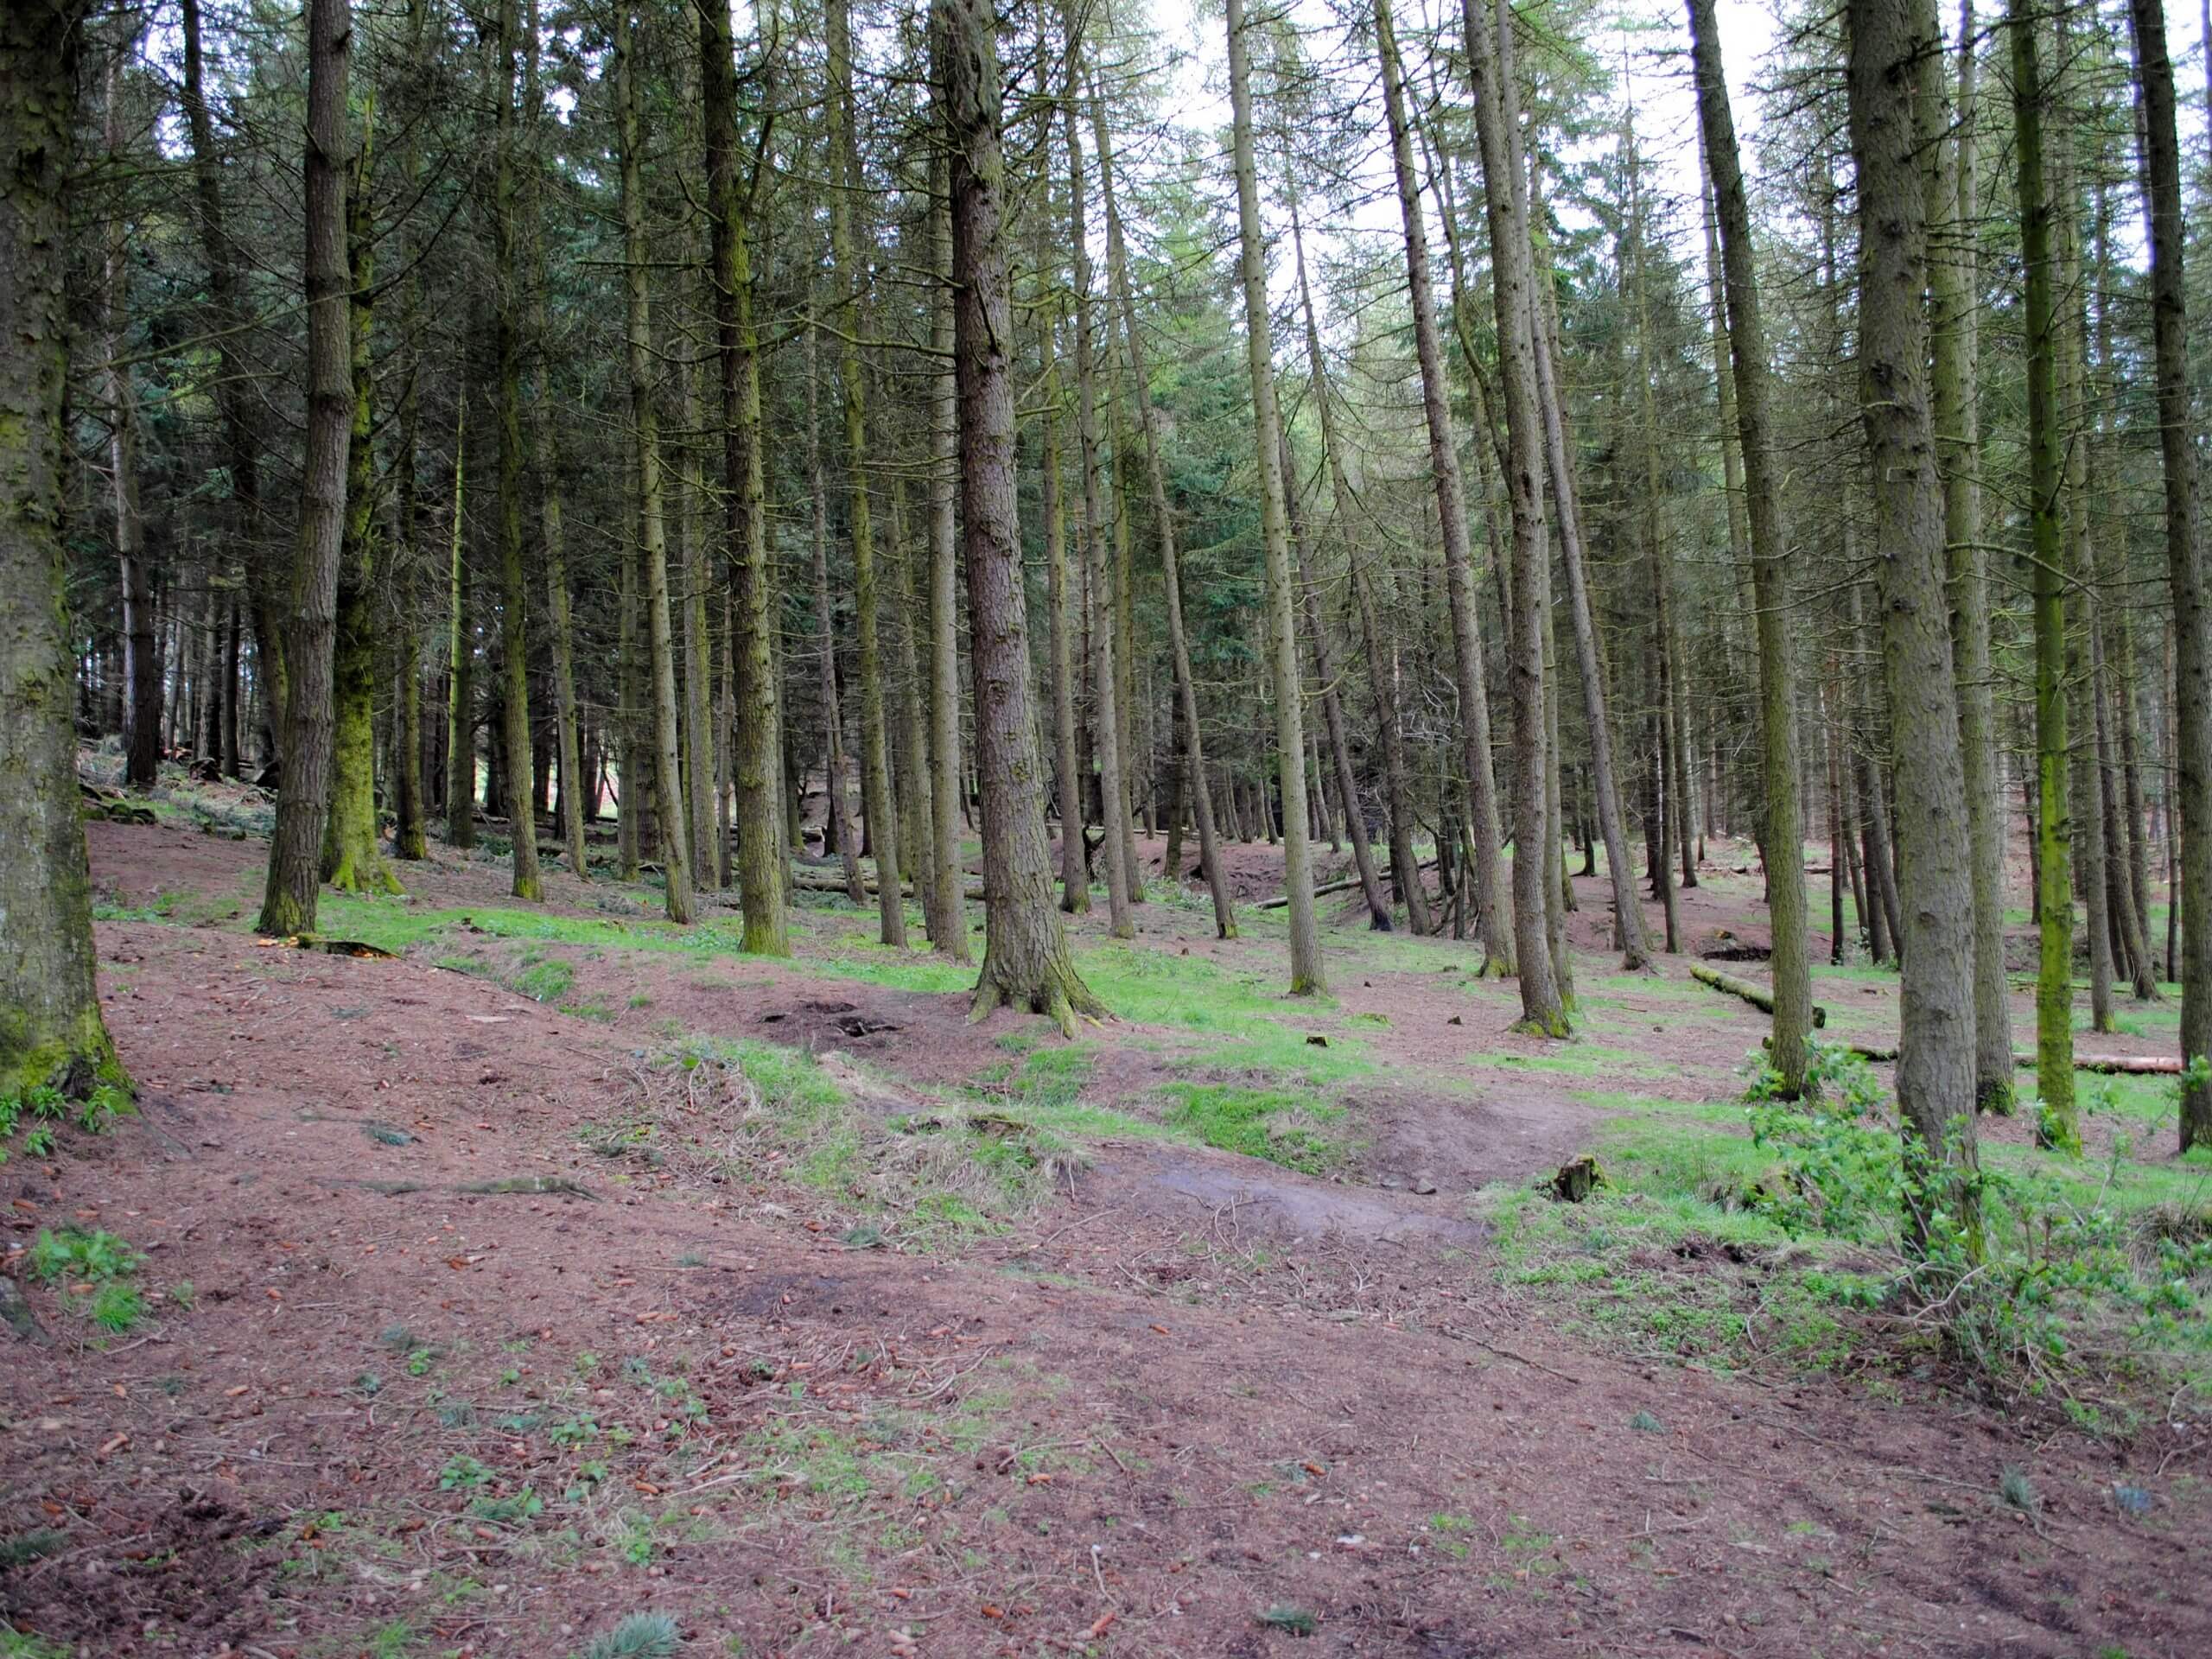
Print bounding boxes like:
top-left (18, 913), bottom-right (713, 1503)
top-left (22, 1224), bottom-right (158, 1335)
top-left (1487, 1045), bottom-right (2212, 1414)
top-left (1159, 1082), bottom-right (1346, 1173)
top-left (1073, 941), bottom-right (1374, 1084)
top-left (1, 1079), bottom-right (135, 1165)
top-left (1467, 1042), bottom-right (1675, 1082)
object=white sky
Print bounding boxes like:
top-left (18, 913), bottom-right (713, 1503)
top-left (1136, 0), bottom-right (2212, 277)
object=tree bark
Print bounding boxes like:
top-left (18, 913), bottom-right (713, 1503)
top-left (805, 313), bottom-right (865, 906)
top-left (1464, 0), bottom-right (1563, 1027)
top-left (1287, 200), bottom-right (1437, 941)
top-left (322, 111), bottom-right (396, 895)
top-left (1850, 0), bottom-right (1983, 1252)
top-left (1688, 0), bottom-right (1812, 1089)
top-left (1384, 0), bottom-right (1528, 956)
top-left (924, 153), bottom-right (969, 957)
top-left (827, 0), bottom-right (903, 947)
top-left (1063, 21), bottom-right (1135, 942)
top-left (1094, 84), bottom-right (1237, 937)
top-left (445, 398), bottom-right (474, 849)
top-left (492, 0), bottom-right (543, 902)
top-left (1038, 255), bottom-right (1089, 915)
top-left (700, 0), bottom-right (787, 951)
top-left (1224, 0), bottom-right (1322, 993)
top-left (614, 3), bottom-right (690, 923)
top-left (1526, 135), bottom-right (1651, 972)
top-left (2126, 0), bottom-right (2212, 1150)
top-left (1926, 0), bottom-right (2012, 1109)
top-left (1281, 430), bottom-right (1386, 932)
top-left (2012, 0), bottom-right (2075, 1147)
top-left (936, 0), bottom-right (1102, 1031)
top-left (102, 46), bottom-right (160, 791)
top-left (257, 0), bottom-right (352, 937)
top-left (179, 0), bottom-right (283, 766)
top-left (0, 0), bottom-right (123, 1098)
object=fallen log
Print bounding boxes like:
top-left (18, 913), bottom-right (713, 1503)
top-left (1690, 961), bottom-right (1827, 1029)
top-left (1844, 1042), bottom-right (2177, 1076)
top-left (782, 869), bottom-right (985, 902)
top-left (1256, 858), bottom-right (1437, 911)
top-left (2013, 1051), bottom-right (2178, 1077)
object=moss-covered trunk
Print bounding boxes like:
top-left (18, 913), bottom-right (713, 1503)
top-left (0, 0), bottom-right (123, 1100)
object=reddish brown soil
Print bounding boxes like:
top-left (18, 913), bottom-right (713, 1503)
top-left (1, 820), bottom-right (2204, 1657)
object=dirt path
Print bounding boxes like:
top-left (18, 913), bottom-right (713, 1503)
top-left (1, 823), bottom-right (2203, 1656)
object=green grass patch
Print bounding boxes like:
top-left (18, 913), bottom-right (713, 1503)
top-left (1489, 1051), bottom-right (2212, 1402)
top-left (1159, 1082), bottom-right (1344, 1174)
top-left (1073, 942), bottom-right (1373, 1084)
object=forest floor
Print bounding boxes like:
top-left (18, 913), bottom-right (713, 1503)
top-left (3, 774), bottom-right (2209, 1658)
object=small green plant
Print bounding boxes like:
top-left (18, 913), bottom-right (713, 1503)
top-left (1257, 1605), bottom-right (1318, 1637)
top-left (573, 1613), bottom-right (680, 1659)
top-left (439, 1455), bottom-right (493, 1492)
top-left (88, 1283), bottom-right (143, 1333)
top-left (27, 1226), bottom-right (143, 1284)
top-left (1999, 1467), bottom-right (2037, 1515)
top-left (0, 1530), bottom-right (67, 1569)
top-left (469, 1487), bottom-right (543, 1524)
top-left (1, 1630), bottom-right (73, 1659)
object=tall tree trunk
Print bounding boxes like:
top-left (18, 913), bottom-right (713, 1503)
top-left (179, 0), bottom-right (282, 761)
top-left (103, 46), bottom-right (160, 790)
top-left (1527, 145), bottom-right (1651, 972)
top-left (446, 401), bottom-right (474, 849)
top-left (614, 3), bottom-right (690, 923)
top-left (1928, 0), bottom-right (2012, 1109)
top-left (1413, 145), bottom-right (1517, 963)
top-left (1112, 380), bottom-right (1147, 898)
top-left (223, 593), bottom-right (242, 779)
top-left (257, 0), bottom-right (353, 937)
top-left (2126, 0), bottom-right (2212, 1150)
top-left (323, 112), bottom-right (396, 894)
top-left (807, 314), bottom-right (864, 904)
top-left (1094, 88), bottom-right (1237, 937)
top-left (2055, 89), bottom-right (2117, 1037)
top-left (2013, 0), bottom-right (2075, 1147)
top-left (1851, 0), bottom-right (1985, 1252)
top-left (388, 0), bottom-right (431, 864)
top-left (890, 481), bottom-right (934, 896)
top-left (0, 0), bottom-right (122, 1098)
top-left (1688, 0), bottom-right (1811, 1089)
top-left (1225, 0), bottom-right (1323, 993)
top-left (1063, 23), bottom-right (1135, 942)
top-left (1385, 0), bottom-right (1532, 956)
top-left (679, 354), bottom-right (717, 892)
top-left (936, 0), bottom-right (1101, 1030)
top-left (1282, 430), bottom-right (1386, 931)
top-left (827, 0), bottom-right (902, 947)
top-left (1288, 200), bottom-right (1437, 940)
top-left (924, 156), bottom-right (969, 957)
top-left (1039, 267), bottom-right (1089, 915)
top-left (1826, 680), bottom-right (1848, 963)
top-left (504, 0), bottom-right (583, 883)
top-left (701, 0), bottom-right (787, 950)
top-left (1628, 105), bottom-right (1681, 952)
top-left (490, 0), bottom-right (542, 900)
top-left (1464, 0), bottom-right (1563, 1027)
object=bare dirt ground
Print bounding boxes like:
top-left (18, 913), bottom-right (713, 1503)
top-left (2, 811), bottom-right (2205, 1658)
